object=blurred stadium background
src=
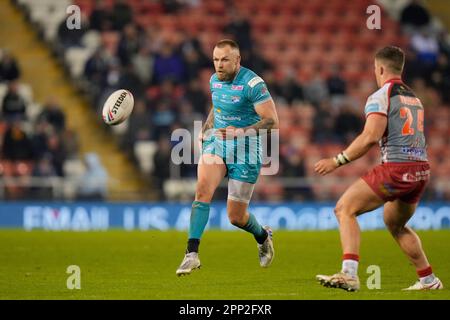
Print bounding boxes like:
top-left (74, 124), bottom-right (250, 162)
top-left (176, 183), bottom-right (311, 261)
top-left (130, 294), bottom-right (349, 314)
top-left (1, 0), bottom-right (450, 300)
top-left (0, 0), bottom-right (449, 227)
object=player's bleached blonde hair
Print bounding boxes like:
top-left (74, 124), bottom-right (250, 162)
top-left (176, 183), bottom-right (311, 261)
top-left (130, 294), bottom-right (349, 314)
top-left (375, 46), bottom-right (405, 74)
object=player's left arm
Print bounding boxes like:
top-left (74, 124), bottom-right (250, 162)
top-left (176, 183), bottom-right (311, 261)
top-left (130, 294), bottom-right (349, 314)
top-left (216, 79), bottom-right (278, 138)
top-left (314, 114), bottom-right (387, 176)
top-left (215, 99), bottom-right (279, 139)
top-left (246, 99), bottom-right (279, 132)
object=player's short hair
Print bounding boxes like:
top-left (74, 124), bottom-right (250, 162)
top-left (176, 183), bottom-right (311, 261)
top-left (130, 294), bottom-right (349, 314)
top-left (375, 46), bottom-right (405, 74)
top-left (215, 39), bottom-right (240, 52)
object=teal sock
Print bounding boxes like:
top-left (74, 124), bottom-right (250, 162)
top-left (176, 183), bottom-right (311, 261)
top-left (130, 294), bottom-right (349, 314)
top-left (188, 201), bottom-right (210, 240)
top-left (239, 213), bottom-right (267, 244)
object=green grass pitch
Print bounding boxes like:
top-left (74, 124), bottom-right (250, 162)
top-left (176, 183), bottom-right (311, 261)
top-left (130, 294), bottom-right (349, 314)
top-left (0, 229), bottom-right (449, 299)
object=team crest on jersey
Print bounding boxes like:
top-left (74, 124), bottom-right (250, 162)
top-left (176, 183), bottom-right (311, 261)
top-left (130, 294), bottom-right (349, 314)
top-left (231, 96), bottom-right (240, 103)
top-left (213, 83), bottom-right (222, 88)
top-left (231, 85), bottom-right (244, 91)
top-left (261, 85), bottom-right (267, 95)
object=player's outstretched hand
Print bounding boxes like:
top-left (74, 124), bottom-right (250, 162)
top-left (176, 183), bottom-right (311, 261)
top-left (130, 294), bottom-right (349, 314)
top-left (314, 158), bottom-right (339, 176)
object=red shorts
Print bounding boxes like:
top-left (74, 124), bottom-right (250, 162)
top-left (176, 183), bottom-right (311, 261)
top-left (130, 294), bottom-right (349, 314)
top-left (362, 162), bottom-right (430, 204)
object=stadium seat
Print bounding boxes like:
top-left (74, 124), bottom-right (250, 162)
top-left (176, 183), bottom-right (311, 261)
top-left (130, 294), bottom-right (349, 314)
top-left (163, 179), bottom-right (196, 200)
top-left (65, 47), bottom-right (93, 79)
top-left (134, 141), bottom-right (158, 174)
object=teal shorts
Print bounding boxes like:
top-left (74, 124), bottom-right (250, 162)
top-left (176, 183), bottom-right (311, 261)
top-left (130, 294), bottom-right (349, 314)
top-left (202, 137), bottom-right (262, 184)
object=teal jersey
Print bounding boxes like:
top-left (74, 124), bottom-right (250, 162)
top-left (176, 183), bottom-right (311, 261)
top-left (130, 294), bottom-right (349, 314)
top-left (209, 66), bottom-right (272, 129)
top-left (202, 67), bottom-right (272, 183)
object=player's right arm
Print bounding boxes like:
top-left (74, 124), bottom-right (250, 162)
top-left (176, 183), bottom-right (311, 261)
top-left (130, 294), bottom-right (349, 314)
top-left (199, 106), bottom-right (214, 145)
top-left (315, 86), bottom-right (389, 176)
top-left (341, 114), bottom-right (387, 161)
top-left (202, 107), bottom-right (214, 133)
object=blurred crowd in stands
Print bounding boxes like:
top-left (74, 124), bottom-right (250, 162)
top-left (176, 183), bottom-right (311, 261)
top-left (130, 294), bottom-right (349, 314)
top-left (0, 48), bottom-right (86, 200)
top-left (4, 0), bottom-right (450, 201)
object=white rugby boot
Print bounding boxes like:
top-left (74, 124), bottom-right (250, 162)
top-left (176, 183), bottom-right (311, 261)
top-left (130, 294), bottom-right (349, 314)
top-left (258, 226), bottom-right (274, 268)
top-left (176, 252), bottom-right (201, 276)
top-left (316, 272), bottom-right (360, 291)
top-left (403, 277), bottom-right (443, 290)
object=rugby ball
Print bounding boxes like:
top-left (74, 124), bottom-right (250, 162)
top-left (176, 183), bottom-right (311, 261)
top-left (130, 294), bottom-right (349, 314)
top-left (102, 89), bottom-right (134, 125)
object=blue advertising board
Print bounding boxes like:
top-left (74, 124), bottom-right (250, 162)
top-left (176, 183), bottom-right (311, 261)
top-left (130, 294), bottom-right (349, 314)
top-left (0, 202), bottom-right (449, 231)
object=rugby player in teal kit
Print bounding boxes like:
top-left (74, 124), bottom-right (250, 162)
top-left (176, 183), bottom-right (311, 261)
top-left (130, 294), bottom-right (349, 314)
top-left (176, 39), bottom-right (279, 276)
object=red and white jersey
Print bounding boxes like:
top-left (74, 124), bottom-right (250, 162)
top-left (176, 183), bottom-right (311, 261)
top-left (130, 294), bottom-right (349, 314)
top-left (364, 78), bottom-right (427, 163)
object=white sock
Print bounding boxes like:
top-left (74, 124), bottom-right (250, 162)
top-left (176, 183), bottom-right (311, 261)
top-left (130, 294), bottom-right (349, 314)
top-left (342, 259), bottom-right (358, 276)
top-left (420, 273), bottom-right (436, 285)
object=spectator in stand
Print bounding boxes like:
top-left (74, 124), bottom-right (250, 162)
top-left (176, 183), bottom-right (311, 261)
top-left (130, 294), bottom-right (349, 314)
top-left (61, 128), bottom-right (80, 160)
top-left (132, 45), bottom-right (154, 86)
top-left (111, 0), bottom-right (133, 31)
top-left (0, 49), bottom-right (20, 82)
top-left (224, 9), bottom-right (252, 52)
top-left (430, 54), bottom-right (450, 103)
top-left (183, 45), bottom-right (206, 81)
top-left (89, 0), bottom-right (111, 31)
top-left (84, 48), bottom-right (109, 82)
top-left (274, 68), bottom-right (304, 105)
top-left (37, 97), bottom-right (66, 132)
top-left (326, 64), bottom-right (347, 96)
top-left (333, 104), bottom-right (364, 145)
top-left (1, 81), bottom-right (27, 122)
top-left (118, 65), bottom-right (145, 100)
top-left (411, 29), bottom-right (440, 68)
top-left (76, 153), bottom-right (108, 201)
top-left (312, 99), bottom-right (336, 143)
top-left (180, 33), bottom-right (210, 69)
top-left (118, 23), bottom-right (141, 67)
top-left (152, 100), bottom-right (176, 139)
top-left (30, 121), bottom-right (51, 160)
top-left (57, 12), bottom-right (88, 50)
top-left (47, 134), bottom-right (66, 177)
top-left (400, 0), bottom-right (432, 34)
top-left (185, 79), bottom-right (209, 114)
top-left (1, 120), bottom-right (34, 161)
top-left (304, 75), bottom-right (329, 106)
top-left (152, 42), bottom-right (186, 84)
top-left (437, 30), bottom-right (450, 59)
top-left (30, 154), bottom-right (57, 200)
top-left (84, 48), bottom-right (110, 100)
top-left (281, 149), bottom-right (314, 201)
top-left (240, 44), bottom-right (272, 77)
top-left (122, 99), bottom-right (152, 153)
top-left (177, 100), bottom-right (203, 131)
top-left (152, 135), bottom-right (172, 199)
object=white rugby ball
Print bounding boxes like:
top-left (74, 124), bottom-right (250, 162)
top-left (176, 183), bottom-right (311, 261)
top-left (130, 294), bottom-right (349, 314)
top-left (102, 89), bottom-right (134, 125)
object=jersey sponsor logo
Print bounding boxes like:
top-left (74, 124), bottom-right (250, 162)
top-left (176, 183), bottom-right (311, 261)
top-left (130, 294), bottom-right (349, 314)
top-left (216, 114), bottom-right (241, 121)
top-left (402, 170), bottom-right (430, 182)
top-left (399, 95), bottom-right (422, 107)
top-left (231, 85), bottom-right (244, 91)
top-left (213, 83), bottom-right (222, 88)
top-left (248, 76), bottom-right (264, 88)
top-left (401, 147), bottom-right (425, 157)
top-left (231, 96), bottom-right (241, 103)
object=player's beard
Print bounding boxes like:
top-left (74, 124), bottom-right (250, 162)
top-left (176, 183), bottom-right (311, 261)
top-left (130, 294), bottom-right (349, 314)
top-left (217, 69), bottom-right (237, 81)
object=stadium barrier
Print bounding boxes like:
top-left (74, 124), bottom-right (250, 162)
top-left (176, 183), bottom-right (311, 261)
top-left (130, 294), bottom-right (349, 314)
top-left (0, 202), bottom-right (449, 231)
